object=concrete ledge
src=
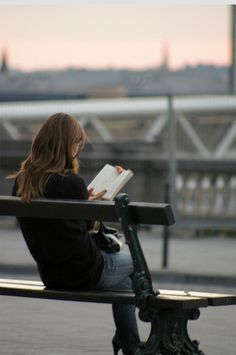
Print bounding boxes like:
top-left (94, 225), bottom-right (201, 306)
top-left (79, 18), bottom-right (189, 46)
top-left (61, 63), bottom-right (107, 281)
top-left (1, 264), bottom-right (236, 288)
top-left (152, 270), bottom-right (236, 288)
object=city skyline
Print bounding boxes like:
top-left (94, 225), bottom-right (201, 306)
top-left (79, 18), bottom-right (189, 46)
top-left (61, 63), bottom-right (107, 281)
top-left (0, 4), bottom-right (230, 71)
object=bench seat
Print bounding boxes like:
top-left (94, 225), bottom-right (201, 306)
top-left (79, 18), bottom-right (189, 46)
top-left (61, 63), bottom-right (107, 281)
top-left (1, 279), bottom-right (236, 310)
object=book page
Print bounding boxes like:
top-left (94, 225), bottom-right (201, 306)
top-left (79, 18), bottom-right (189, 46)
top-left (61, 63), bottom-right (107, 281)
top-left (88, 164), bottom-right (119, 194)
top-left (104, 170), bottom-right (133, 200)
top-left (88, 164), bottom-right (133, 200)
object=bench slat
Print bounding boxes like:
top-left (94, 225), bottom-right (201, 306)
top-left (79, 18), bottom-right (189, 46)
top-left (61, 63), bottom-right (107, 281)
top-left (160, 289), bottom-right (236, 306)
top-left (0, 284), bottom-right (135, 305)
top-left (185, 291), bottom-right (236, 306)
top-left (0, 278), bottom-right (43, 286)
top-left (0, 195), bottom-right (175, 226)
top-left (148, 294), bottom-right (208, 309)
top-left (0, 280), bottom-right (208, 309)
top-left (1, 280), bottom-right (234, 308)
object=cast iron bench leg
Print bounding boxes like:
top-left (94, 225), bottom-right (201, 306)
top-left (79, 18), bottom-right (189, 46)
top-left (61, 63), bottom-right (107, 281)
top-left (135, 309), bottom-right (205, 355)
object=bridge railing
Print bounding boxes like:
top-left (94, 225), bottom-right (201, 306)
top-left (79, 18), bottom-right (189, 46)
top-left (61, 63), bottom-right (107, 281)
top-left (1, 94), bottom-right (236, 160)
top-left (1, 94), bottom-right (236, 227)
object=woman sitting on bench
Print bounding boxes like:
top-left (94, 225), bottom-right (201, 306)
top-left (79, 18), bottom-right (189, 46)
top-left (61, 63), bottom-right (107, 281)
top-left (10, 113), bottom-right (140, 355)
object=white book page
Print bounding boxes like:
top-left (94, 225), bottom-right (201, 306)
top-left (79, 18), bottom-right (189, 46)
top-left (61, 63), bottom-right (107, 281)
top-left (88, 164), bottom-right (119, 194)
top-left (88, 164), bottom-right (133, 200)
top-left (104, 170), bottom-right (133, 200)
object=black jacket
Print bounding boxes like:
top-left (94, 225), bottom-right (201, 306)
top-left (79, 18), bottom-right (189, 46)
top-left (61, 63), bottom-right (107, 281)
top-left (12, 173), bottom-right (104, 290)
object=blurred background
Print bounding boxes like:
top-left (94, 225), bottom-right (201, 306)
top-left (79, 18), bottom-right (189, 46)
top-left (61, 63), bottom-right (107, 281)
top-left (1, 1), bottom-right (236, 265)
top-left (1, 3), bottom-right (236, 354)
top-left (0, 1), bottom-right (236, 234)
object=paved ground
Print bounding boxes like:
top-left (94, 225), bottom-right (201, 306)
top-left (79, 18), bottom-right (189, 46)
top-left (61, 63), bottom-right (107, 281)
top-left (1, 225), bottom-right (236, 284)
top-left (0, 225), bottom-right (236, 354)
top-left (0, 286), bottom-right (236, 355)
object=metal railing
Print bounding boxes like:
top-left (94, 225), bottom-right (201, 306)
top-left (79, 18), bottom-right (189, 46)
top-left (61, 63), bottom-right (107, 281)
top-left (1, 94), bottom-right (236, 161)
top-left (1, 94), bottom-right (236, 221)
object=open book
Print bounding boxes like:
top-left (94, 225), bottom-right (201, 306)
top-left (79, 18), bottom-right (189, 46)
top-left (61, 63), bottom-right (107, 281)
top-left (88, 164), bottom-right (133, 200)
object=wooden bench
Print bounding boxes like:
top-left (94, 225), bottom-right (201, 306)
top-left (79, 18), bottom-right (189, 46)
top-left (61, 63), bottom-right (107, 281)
top-left (0, 193), bottom-right (235, 355)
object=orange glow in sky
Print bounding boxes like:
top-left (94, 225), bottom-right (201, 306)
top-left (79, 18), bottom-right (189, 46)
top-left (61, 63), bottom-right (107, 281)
top-left (0, 4), bottom-right (230, 71)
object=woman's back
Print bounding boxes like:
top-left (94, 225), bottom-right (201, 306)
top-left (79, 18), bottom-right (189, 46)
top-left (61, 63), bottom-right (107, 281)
top-left (13, 173), bottom-right (104, 290)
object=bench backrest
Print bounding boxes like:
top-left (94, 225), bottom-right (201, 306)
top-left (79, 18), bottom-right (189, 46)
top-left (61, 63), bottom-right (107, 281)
top-left (0, 193), bottom-right (175, 308)
top-left (0, 195), bottom-right (175, 226)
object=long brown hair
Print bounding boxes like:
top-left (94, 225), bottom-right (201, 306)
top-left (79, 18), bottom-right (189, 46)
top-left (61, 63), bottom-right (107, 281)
top-left (11, 112), bottom-right (85, 202)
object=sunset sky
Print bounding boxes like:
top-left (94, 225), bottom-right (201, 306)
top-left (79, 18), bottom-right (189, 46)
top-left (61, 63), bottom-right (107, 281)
top-left (0, 3), bottom-right (231, 71)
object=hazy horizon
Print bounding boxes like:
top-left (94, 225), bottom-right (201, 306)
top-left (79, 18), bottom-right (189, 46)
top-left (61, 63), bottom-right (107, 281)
top-left (0, 4), bottom-right (230, 71)
top-left (5, 61), bottom-right (230, 74)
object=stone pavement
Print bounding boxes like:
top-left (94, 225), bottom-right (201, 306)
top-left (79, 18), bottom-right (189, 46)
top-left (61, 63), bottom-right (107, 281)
top-left (0, 288), bottom-right (235, 355)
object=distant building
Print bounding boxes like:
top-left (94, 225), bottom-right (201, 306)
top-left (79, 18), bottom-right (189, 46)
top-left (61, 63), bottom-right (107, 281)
top-left (159, 42), bottom-right (170, 72)
top-left (1, 48), bottom-right (9, 73)
top-left (87, 85), bottom-right (128, 98)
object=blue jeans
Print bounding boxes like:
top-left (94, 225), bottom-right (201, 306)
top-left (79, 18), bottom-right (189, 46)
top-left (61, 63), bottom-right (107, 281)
top-left (96, 249), bottom-right (140, 355)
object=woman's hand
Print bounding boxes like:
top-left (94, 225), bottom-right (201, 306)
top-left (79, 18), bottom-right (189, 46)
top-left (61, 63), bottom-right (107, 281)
top-left (88, 187), bottom-right (107, 201)
top-left (115, 165), bottom-right (124, 174)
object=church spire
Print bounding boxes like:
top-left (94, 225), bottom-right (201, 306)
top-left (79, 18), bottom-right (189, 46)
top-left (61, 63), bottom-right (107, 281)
top-left (1, 48), bottom-right (9, 73)
top-left (160, 41), bottom-right (170, 71)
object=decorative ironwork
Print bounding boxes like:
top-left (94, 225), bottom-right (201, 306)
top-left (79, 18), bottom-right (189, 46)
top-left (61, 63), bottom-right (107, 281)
top-left (115, 193), bottom-right (157, 308)
top-left (135, 309), bottom-right (204, 355)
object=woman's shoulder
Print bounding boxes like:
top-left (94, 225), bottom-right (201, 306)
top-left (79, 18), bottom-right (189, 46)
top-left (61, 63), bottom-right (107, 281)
top-left (49, 173), bottom-right (88, 199)
top-left (52, 172), bottom-right (86, 184)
